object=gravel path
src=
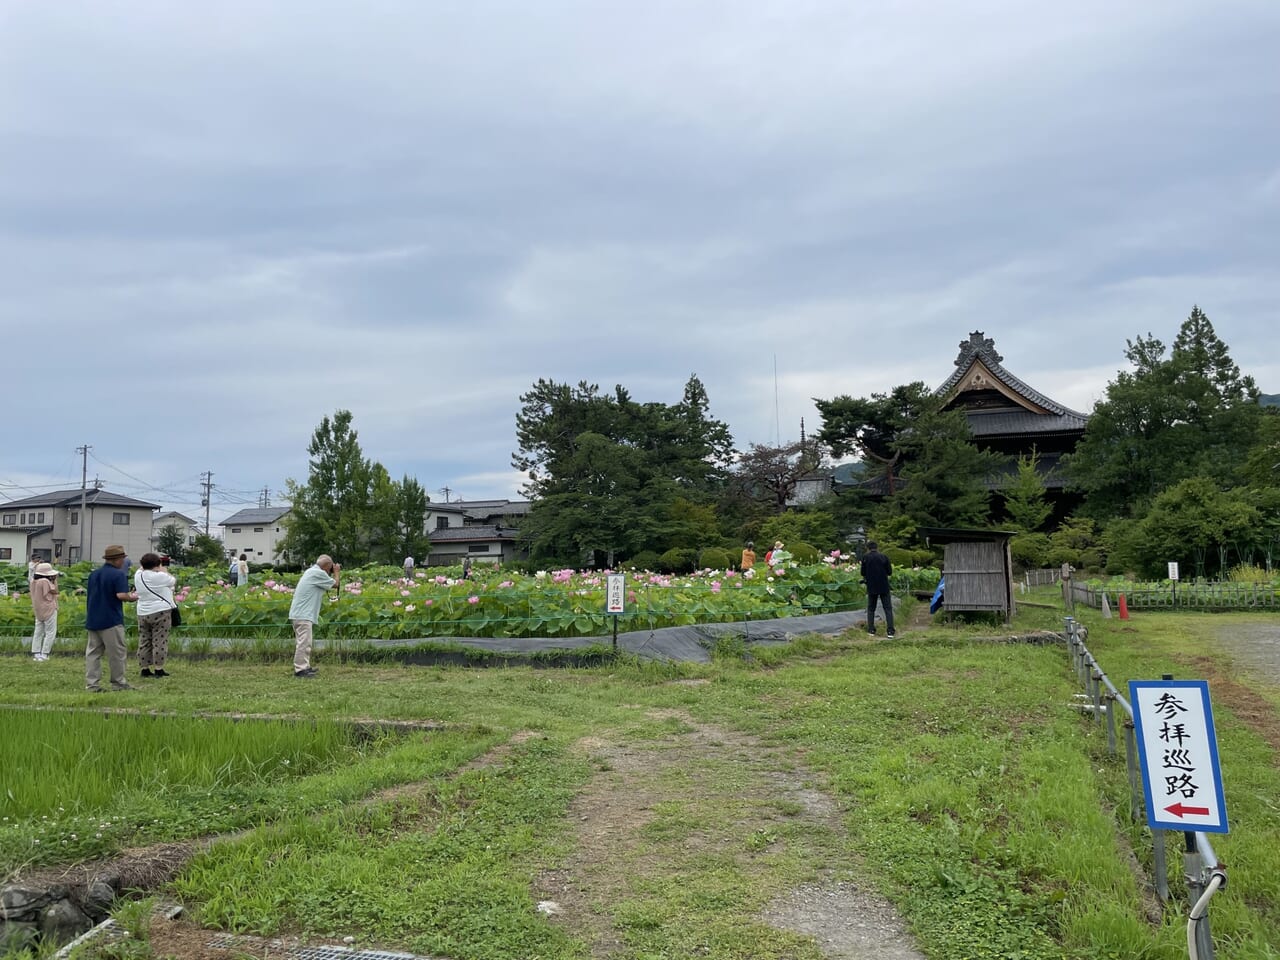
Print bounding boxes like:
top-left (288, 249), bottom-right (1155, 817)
top-left (1210, 621), bottom-right (1280, 686)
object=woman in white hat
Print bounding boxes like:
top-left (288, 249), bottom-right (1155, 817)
top-left (30, 562), bottom-right (60, 661)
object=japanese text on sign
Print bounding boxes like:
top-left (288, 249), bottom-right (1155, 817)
top-left (1129, 680), bottom-right (1228, 834)
top-left (606, 573), bottom-right (626, 615)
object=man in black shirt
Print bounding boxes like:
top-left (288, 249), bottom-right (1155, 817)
top-left (860, 541), bottom-right (895, 638)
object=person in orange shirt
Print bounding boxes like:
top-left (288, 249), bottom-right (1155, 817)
top-left (740, 541), bottom-right (756, 572)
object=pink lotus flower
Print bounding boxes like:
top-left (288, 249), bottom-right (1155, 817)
top-left (424, 599), bottom-right (433, 606)
top-left (499, 580), bottom-right (513, 588)
top-left (392, 600), bottom-right (402, 606)
top-left (400, 589), bottom-right (411, 596)
top-left (467, 595), bottom-right (479, 604)
top-left (405, 604), bottom-right (416, 612)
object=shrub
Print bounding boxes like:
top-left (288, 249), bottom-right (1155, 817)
top-left (625, 551), bottom-right (662, 572)
top-left (788, 542), bottom-right (820, 564)
top-left (1010, 534), bottom-right (1051, 570)
top-left (698, 547), bottom-right (734, 570)
top-left (658, 548), bottom-right (698, 574)
top-left (1227, 564), bottom-right (1273, 583)
top-left (883, 546), bottom-right (914, 568)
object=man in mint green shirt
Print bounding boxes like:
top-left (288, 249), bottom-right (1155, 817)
top-left (288, 554), bottom-right (340, 678)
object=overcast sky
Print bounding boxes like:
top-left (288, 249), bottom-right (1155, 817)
top-left (3, 1), bottom-right (1277, 528)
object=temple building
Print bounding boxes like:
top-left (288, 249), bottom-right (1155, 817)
top-left (936, 331), bottom-right (1090, 516)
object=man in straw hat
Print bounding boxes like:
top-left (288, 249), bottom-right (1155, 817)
top-left (85, 544), bottom-right (139, 692)
top-left (30, 562), bottom-right (61, 661)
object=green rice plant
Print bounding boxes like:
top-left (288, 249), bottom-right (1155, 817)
top-left (0, 709), bottom-right (354, 821)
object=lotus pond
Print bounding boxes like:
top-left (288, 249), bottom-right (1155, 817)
top-left (0, 559), bottom-right (942, 641)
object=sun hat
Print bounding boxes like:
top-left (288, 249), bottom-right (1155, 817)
top-left (33, 562), bottom-right (60, 577)
top-left (102, 545), bottom-right (127, 560)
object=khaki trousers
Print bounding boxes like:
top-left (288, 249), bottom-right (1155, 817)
top-left (292, 619), bottom-right (315, 672)
top-left (86, 625), bottom-right (128, 690)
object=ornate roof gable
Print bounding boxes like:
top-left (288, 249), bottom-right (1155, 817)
top-left (936, 331), bottom-right (1088, 421)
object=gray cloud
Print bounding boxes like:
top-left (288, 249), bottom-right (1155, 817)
top-left (2, 0), bottom-right (1277, 524)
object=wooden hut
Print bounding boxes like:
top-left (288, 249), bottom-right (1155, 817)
top-left (919, 527), bottom-right (1017, 623)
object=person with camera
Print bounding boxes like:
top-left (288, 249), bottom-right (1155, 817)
top-left (85, 544), bottom-right (139, 692)
top-left (288, 554), bottom-right (341, 678)
top-left (135, 552), bottom-right (177, 678)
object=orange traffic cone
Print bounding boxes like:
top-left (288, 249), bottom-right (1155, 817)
top-left (1118, 593), bottom-right (1130, 620)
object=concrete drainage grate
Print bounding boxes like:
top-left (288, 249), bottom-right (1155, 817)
top-left (205, 934), bottom-right (436, 960)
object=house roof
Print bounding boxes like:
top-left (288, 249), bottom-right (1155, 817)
top-left (428, 524), bottom-right (521, 543)
top-left (154, 511), bottom-right (199, 525)
top-left (0, 488), bottom-right (160, 511)
top-left (219, 507), bottom-right (291, 526)
top-left (936, 332), bottom-right (1089, 434)
top-left (451, 499), bottom-right (533, 515)
top-left (426, 503), bottom-right (469, 514)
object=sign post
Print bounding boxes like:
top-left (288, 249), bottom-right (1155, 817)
top-left (1129, 679), bottom-right (1228, 834)
top-left (605, 573), bottom-right (625, 652)
top-left (1168, 561), bottom-right (1179, 607)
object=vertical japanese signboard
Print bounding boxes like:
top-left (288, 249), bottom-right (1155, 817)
top-left (1129, 679), bottom-right (1229, 834)
top-left (606, 573), bottom-right (626, 615)
top-left (1167, 561), bottom-right (1179, 581)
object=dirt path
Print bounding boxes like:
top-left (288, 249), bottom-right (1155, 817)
top-left (536, 707), bottom-right (924, 959)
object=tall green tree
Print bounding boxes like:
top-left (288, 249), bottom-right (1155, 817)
top-left (155, 523), bottom-right (188, 563)
top-left (1067, 307), bottom-right (1261, 519)
top-left (186, 532), bottom-right (225, 567)
top-left (1130, 476), bottom-right (1259, 578)
top-left (815, 382), bottom-right (940, 494)
top-left (1002, 450), bottom-right (1052, 533)
top-left (817, 381), bottom-right (996, 532)
top-left (281, 410), bottom-right (431, 566)
top-left (282, 410), bottom-right (375, 565)
top-left (513, 376), bottom-right (734, 564)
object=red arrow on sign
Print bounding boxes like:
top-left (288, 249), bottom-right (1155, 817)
top-left (1165, 802), bottom-right (1211, 818)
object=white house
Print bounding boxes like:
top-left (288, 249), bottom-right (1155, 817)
top-left (152, 511), bottom-right (203, 551)
top-left (0, 488), bottom-right (159, 565)
top-left (219, 507), bottom-right (291, 564)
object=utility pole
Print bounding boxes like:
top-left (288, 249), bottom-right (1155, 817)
top-left (439, 486), bottom-right (452, 503)
top-left (76, 444), bottom-right (90, 562)
top-left (258, 486), bottom-right (271, 507)
top-left (200, 471), bottom-right (214, 534)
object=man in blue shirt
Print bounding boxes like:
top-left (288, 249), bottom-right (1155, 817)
top-left (85, 544), bottom-right (139, 692)
top-left (288, 554), bottom-right (340, 678)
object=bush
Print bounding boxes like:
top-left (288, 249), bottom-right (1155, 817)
top-left (883, 546), bottom-right (914, 568)
top-left (658, 548), bottom-right (698, 574)
top-left (1010, 534), bottom-right (1051, 570)
top-left (624, 551), bottom-right (662, 572)
top-left (788, 542), bottom-right (820, 564)
top-left (698, 547), bottom-right (734, 570)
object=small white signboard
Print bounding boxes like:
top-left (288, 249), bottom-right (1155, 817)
top-left (1129, 680), bottom-right (1228, 834)
top-left (1168, 561), bottom-right (1180, 581)
top-left (605, 573), bottom-right (626, 615)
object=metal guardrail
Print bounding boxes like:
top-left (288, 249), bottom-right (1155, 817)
top-left (1063, 617), bottom-right (1228, 960)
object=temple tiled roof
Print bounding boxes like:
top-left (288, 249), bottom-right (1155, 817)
top-left (937, 331), bottom-right (1089, 432)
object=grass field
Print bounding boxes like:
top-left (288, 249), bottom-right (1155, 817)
top-left (1, 596), bottom-right (1277, 960)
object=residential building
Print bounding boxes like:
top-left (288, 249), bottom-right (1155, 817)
top-left (219, 507), bottom-right (291, 564)
top-left (152, 511), bottom-right (203, 551)
top-left (426, 524), bottom-right (524, 566)
top-left (0, 488), bottom-right (160, 565)
top-left (424, 498), bottom-right (532, 565)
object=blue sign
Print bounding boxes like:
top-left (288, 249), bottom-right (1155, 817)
top-left (1129, 680), bottom-right (1228, 834)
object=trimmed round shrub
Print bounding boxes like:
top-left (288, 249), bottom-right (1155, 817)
top-left (883, 546), bottom-right (914, 568)
top-left (788, 542), bottom-right (820, 564)
top-left (624, 551), bottom-right (662, 572)
top-left (698, 547), bottom-right (733, 570)
top-left (1010, 533), bottom-right (1051, 571)
top-left (658, 548), bottom-right (698, 574)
